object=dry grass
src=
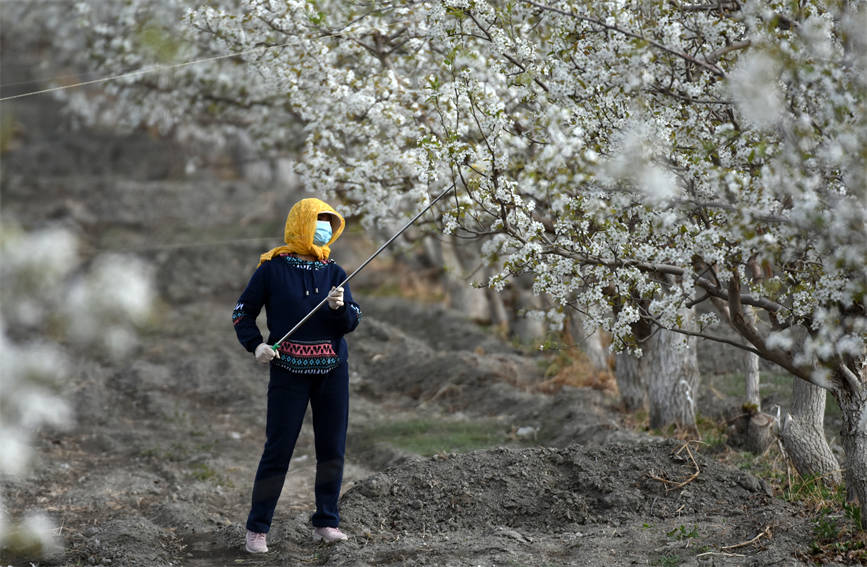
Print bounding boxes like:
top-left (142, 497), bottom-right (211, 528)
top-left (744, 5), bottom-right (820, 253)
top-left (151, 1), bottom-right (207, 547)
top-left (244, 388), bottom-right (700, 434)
top-left (537, 344), bottom-right (618, 395)
top-left (354, 256), bottom-right (447, 302)
top-left (648, 441), bottom-right (703, 492)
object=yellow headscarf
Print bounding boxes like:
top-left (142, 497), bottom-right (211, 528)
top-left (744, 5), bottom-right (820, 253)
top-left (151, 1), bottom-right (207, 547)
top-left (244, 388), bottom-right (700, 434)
top-left (258, 198), bottom-right (345, 266)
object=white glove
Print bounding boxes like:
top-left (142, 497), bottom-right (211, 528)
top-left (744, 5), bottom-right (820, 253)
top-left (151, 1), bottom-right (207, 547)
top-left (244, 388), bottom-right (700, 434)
top-left (254, 342), bottom-right (277, 364)
top-left (327, 286), bottom-right (344, 310)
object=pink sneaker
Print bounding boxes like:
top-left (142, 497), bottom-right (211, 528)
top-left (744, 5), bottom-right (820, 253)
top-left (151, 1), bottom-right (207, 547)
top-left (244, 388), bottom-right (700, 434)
top-left (245, 530), bottom-right (268, 553)
top-left (312, 526), bottom-right (348, 543)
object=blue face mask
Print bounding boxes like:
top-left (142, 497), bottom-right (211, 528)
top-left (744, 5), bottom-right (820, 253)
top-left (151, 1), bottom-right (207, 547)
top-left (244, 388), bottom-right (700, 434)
top-left (313, 220), bottom-right (333, 245)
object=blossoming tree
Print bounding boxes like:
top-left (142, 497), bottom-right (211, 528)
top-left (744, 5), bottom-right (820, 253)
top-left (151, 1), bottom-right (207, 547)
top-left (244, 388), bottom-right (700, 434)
top-left (8, 0), bottom-right (865, 506)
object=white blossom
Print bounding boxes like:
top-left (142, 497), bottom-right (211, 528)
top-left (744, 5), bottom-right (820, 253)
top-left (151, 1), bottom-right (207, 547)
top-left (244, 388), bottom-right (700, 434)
top-left (727, 52), bottom-right (784, 129)
top-left (9, 0), bottom-right (864, 402)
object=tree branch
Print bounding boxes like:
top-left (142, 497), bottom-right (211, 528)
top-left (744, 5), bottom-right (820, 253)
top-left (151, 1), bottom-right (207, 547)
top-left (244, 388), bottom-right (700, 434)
top-left (709, 296), bottom-right (732, 325)
top-left (678, 2), bottom-right (741, 12)
top-left (544, 247), bottom-right (786, 314)
top-left (642, 312), bottom-right (764, 357)
top-left (693, 275), bottom-right (784, 314)
top-left (706, 40), bottom-right (751, 63)
top-left (839, 363), bottom-right (863, 392)
top-left (523, 0), bottom-right (726, 77)
top-left (726, 273), bottom-right (828, 389)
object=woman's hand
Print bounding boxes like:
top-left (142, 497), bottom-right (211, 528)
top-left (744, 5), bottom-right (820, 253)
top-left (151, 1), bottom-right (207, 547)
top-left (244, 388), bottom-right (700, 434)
top-left (254, 343), bottom-right (278, 364)
top-left (327, 286), bottom-right (344, 310)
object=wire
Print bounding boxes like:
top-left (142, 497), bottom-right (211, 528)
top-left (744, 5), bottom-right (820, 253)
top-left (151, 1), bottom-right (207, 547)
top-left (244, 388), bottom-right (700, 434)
top-left (101, 236), bottom-right (277, 253)
top-left (0, 43), bottom-right (290, 103)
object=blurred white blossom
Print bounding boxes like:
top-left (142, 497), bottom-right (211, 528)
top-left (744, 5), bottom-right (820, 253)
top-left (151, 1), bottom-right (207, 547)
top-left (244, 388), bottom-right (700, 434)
top-left (727, 52), bottom-right (784, 129)
top-left (0, 223), bottom-right (153, 552)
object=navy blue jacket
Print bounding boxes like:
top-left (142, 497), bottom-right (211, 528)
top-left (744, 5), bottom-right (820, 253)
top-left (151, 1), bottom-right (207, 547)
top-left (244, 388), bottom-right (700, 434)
top-left (232, 255), bottom-right (361, 370)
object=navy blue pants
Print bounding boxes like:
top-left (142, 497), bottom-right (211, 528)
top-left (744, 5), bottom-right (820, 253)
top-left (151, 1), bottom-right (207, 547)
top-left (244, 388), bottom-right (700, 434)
top-left (246, 362), bottom-right (349, 533)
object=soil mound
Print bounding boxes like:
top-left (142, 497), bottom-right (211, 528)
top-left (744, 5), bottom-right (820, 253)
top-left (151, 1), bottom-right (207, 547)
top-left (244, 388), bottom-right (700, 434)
top-left (344, 440), bottom-right (762, 532)
top-left (328, 440), bottom-right (813, 566)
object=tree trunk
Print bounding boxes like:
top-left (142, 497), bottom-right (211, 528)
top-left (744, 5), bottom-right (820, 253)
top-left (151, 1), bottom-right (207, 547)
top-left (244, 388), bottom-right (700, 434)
top-left (581, 330), bottom-right (609, 373)
top-left (737, 347), bottom-right (776, 453)
top-left (485, 269), bottom-right (510, 336)
top-left (780, 378), bottom-right (843, 485)
top-left (728, 408), bottom-right (776, 454)
top-left (567, 313), bottom-right (609, 372)
top-left (743, 306), bottom-right (761, 410)
top-left (644, 315), bottom-right (700, 430)
top-left (744, 412), bottom-right (776, 454)
top-left (737, 324), bottom-right (774, 454)
top-left (834, 378), bottom-right (867, 508)
top-left (615, 352), bottom-right (646, 411)
top-left (511, 283), bottom-right (547, 342)
top-left (437, 236), bottom-right (491, 322)
top-left (615, 306), bottom-right (653, 412)
top-left (745, 351), bottom-right (761, 409)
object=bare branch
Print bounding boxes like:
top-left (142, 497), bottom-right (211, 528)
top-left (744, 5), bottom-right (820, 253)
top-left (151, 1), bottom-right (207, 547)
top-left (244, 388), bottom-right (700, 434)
top-left (645, 314), bottom-right (764, 356)
top-left (706, 40), bottom-right (751, 63)
top-left (693, 275), bottom-right (784, 313)
top-left (679, 2), bottom-right (741, 12)
top-left (721, 525), bottom-right (773, 551)
top-left (839, 363), bottom-right (863, 392)
top-left (710, 296), bottom-right (732, 325)
top-left (501, 52), bottom-right (550, 92)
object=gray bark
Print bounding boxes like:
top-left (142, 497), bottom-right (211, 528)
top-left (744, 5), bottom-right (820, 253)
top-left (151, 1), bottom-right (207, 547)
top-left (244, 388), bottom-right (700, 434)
top-left (644, 314), bottom-right (700, 430)
top-left (511, 285), bottom-right (547, 342)
top-left (744, 412), bottom-right (775, 454)
top-left (745, 352), bottom-right (761, 409)
top-left (580, 330), bottom-right (609, 372)
top-left (568, 314), bottom-right (609, 372)
top-left (780, 378), bottom-right (842, 485)
top-left (615, 305), bottom-right (653, 412)
top-left (584, 330), bottom-right (608, 372)
top-left (744, 306), bottom-right (761, 410)
top-left (485, 267), bottom-right (510, 335)
top-left (437, 237), bottom-right (490, 322)
top-left (835, 377), bottom-right (867, 507)
top-left (615, 352), bottom-right (646, 411)
top-left (741, 331), bottom-right (771, 454)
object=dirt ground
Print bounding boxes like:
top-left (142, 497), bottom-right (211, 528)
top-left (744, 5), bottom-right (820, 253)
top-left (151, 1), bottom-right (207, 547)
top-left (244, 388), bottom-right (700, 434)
top-left (1, 288), bottom-right (822, 567)
top-left (0, 56), bottom-right (850, 567)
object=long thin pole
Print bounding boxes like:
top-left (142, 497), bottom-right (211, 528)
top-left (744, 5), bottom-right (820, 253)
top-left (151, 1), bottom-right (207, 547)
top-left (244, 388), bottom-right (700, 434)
top-left (272, 184), bottom-right (455, 350)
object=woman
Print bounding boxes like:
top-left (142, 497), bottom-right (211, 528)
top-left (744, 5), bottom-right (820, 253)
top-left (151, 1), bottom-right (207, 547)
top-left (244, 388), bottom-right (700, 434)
top-left (232, 198), bottom-right (361, 553)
